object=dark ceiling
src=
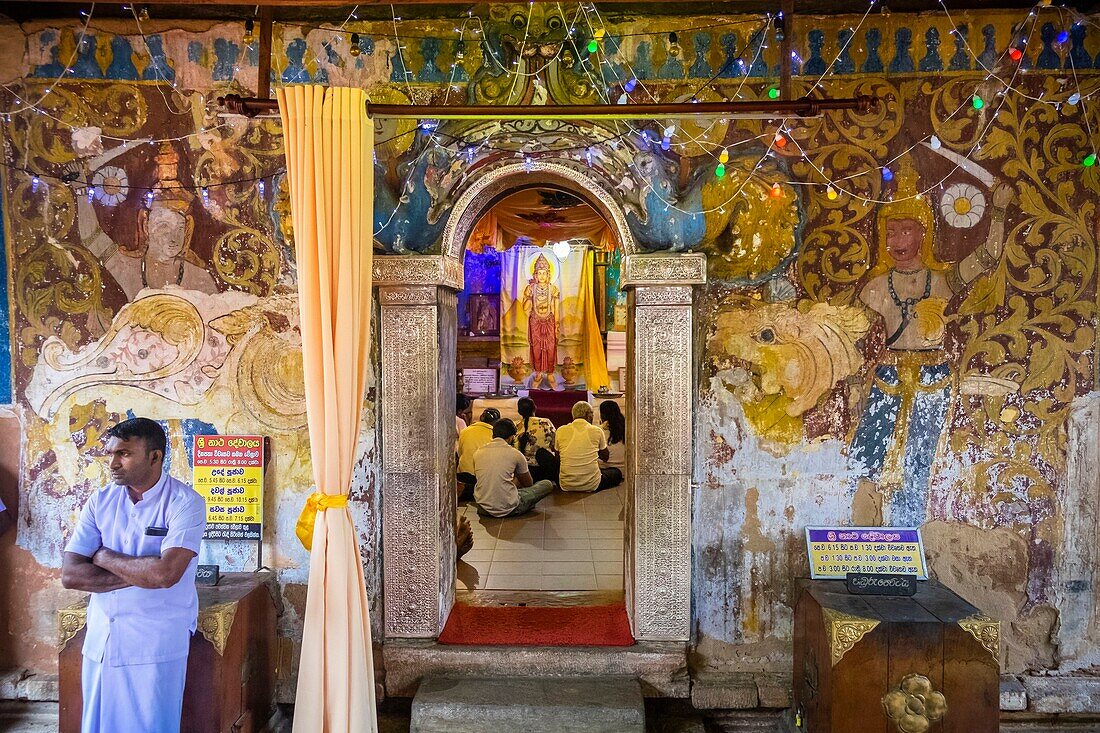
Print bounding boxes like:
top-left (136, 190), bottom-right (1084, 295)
top-left (1, 0), bottom-right (1079, 24)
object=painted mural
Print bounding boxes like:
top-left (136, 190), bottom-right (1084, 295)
top-left (0, 4), bottom-right (1098, 683)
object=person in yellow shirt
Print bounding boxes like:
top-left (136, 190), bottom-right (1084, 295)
top-left (457, 408), bottom-right (500, 500)
top-left (553, 402), bottom-right (624, 492)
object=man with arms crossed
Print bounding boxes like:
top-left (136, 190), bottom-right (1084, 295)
top-left (62, 418), bottom-right (206, 733)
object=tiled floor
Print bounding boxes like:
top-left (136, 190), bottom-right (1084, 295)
top-left (456, 483), bottom-right (626, 592)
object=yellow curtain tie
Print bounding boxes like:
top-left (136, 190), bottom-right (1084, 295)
top-left (295, 492), bottom-right (349, 551)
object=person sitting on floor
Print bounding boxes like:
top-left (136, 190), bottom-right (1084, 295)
top-left (554, 402), bottom-right (624, 492)
top-left (599, 400), bottom-right (626, 472)
top-left (473, 419), bottom-right (555, 518)
top-left (457, 408), bottom-right (499, 500)
top-left (510, 397), bottom-right (557, 484)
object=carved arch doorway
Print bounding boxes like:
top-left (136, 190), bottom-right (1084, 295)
top-left (373, 160), bottom-right (705, 643)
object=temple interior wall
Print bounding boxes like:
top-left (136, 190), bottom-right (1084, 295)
top-left (0, 4), bottom-right (1097, 692)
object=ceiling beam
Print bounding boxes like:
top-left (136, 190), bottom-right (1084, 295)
top-left (219, 93), bottom-right (877, 119)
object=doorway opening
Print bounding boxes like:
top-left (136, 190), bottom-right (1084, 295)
top-left (448, 184), bottom-right (631, 641)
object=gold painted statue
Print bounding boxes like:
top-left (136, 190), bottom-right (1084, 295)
top-left (848, 160), bottom-right (1012, 525)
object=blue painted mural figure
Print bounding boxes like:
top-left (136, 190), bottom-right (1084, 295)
top-left (848, 162), bottom-right (1012, 526)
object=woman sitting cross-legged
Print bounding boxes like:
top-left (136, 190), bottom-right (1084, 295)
top-left (510, 397), bottom-right (558, 484)
top-left (599, 400), bottom-right (626, 472)
top-left (473, 419), bottom-right (556, 518)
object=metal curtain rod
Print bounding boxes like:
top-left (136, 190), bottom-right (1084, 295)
top-left (218, 94), bottom-right (878, 120)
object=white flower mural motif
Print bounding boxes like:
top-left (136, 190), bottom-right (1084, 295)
top-left (92, 165), bottom-right (129, 206)
top-left (939, 183), bottom-right (986, 228)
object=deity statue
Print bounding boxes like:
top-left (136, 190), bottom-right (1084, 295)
top-left (848, 161), bottom-right (1012, 526)
top-left (522, 253), bottom-right (560, 390)
top-left (78, 142), bottom-right (217, 301)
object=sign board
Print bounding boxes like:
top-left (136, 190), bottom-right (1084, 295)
top-left (462, 368), bottom-right (499, 395)
top-left (846, 573), bottom-right (918, 596)
top-left (805, 527), bottom-right (928, 580)
top-left (192, 435), bottom-right (264, 541)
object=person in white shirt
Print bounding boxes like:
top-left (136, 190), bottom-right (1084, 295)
top-left (553, 402), bottom-right (624, 492)
top-left (62, 417), bottom-right (206, 733)
top-left (473, 419), bottom-right (555, 517)
top-left (598, 400), bottom-right (627, 471)
top-left (510, 397), bottom-right (557, 483)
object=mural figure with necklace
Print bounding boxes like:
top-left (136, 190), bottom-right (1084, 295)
top-left (79, 142), bottom-right (218, 301)
top-left (848, 161), bottom-right (1012, 526)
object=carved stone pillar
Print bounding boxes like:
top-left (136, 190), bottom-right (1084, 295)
top-left (622, 254), bottom-right (706, 642)
top-left (375, 256), bottom-right (461, 638)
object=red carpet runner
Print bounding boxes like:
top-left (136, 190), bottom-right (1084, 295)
top-left (438, 602), bottom-right (635, 646)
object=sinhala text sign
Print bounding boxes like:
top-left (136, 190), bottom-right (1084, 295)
top-left (192, 435), bottom-right (264, 540)
top-left (805, 526), bottom-right (928, 580)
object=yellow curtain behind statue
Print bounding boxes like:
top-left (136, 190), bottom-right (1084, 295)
top-left (277, 85), bottom-right (377, 733)
top-left (579, 250), bottom-right (610, 390)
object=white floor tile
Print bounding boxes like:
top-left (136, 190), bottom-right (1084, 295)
top-left (541, 560), bottom-right (596, 575)
top-left (541, 575), bottom-right (597, 590)
top-left (490, 561), bottom-right (542, 575)
top-left (595, 575), bottom-right (622, 590)
top-left (543, 537), bottom-right (592, 550)
top-left (594, 561), bottom-right (623, 575)
top-left (485, 574), bottom-right (543, 590)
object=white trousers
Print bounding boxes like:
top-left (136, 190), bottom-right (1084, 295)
top-left (81, 654), bottom-right (187, 733)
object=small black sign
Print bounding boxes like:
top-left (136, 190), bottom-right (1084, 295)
top-left (196, 564), bottom-right (220, 586)
top-left (846, 572), bottom-right (917, 596)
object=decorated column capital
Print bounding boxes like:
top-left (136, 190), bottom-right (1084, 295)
top-left (621, 253), bottom-right (707, 288)
top-left (373, 255), bottom-right (464, 291)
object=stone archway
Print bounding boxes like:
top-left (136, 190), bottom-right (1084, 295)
top-left (373, 159), bottom-right (705, 642)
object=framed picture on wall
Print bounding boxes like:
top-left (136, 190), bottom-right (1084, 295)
top-left (466, 293), bottom-right (500, 336)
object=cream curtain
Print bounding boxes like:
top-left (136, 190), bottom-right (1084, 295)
top-left (277, 85), bottom-right (377, 733)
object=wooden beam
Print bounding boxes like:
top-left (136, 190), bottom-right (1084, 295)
top-left (220, 93), bottom-right (877, 119)
top-left (256, 5), bottom-right (273, 99)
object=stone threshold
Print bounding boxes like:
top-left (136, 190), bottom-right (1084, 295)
top-left (381, 639), bottom-right (690, 699)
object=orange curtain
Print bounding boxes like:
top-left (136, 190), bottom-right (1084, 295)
top-left (579, 250), bottom-right (610, 390)
top-left (277, 85), bottom-right (377, 733)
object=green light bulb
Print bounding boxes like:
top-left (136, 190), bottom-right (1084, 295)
top-left (715, 163), bottom-right (726, 178)
top-left (1084, 153), bottom-right (1097, 167)
top-left (768, 87), bottom-right (780, 100)
top-left (587, 39), bottom-right (598, 53)
top-left (972, 95), bottom-right (984, 109)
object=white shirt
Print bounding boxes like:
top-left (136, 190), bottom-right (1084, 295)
top-left (473, 439), bottom-right (528, 517)
top-left (556, 419), bottom-right (607, 492)
top-left (66, 471), bottom-right (206, 666)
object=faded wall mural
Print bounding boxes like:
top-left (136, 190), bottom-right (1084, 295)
top-left (0, 5), bottom-right (1098, 684)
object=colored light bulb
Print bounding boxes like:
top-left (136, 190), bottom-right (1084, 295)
top-left (350, 33), bottom-right (361, 57)
top-left (1009, 47), bottom-right (1023, 61)
top-left (882, 167), bottom-right (894, 182)
top-left (1069, 92), bottom-right (1081, 105)
top-left (768, 87), bottom-right (780, 99)
top-left (587, 39), bottom-right (598, 53)
top-left (826, 185), bottom-right (838, 201)
top-left (715, 163), bottom-right (726, 179)
top-left (1057, 30), bottom-right (1069, 43)
top-left (972, 95), bottom-right (984, 109)
top-left (661, 136), bottom-right (671, 151)
top-left (625, 78), bottom-right (637, 92)
top-left (774, 132), bottom-right (788, 148)
top-left (1084, 153), bottom-right (1097, 167)
top-left (930, 135), bottom-right (942, 150)
top-left (769, 182), bottom-right (783, 198)
top-left (718, 148), bottom-right (729, 164)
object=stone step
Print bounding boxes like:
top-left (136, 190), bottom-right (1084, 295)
top-left (411, 675), bottom-right (645, 733)
top-left (383, 639), bottom-right (689, 698)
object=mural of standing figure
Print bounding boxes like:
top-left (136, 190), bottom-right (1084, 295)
top-left (848, 161), bottom-right (1011, 526)
top-left (522, 254), bottom-right (560, 390)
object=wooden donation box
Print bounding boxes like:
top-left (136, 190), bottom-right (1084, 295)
top-left (58, 571), bottom-right (278, 733)
top-left (792, 579), bottom-right (1000, 733)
